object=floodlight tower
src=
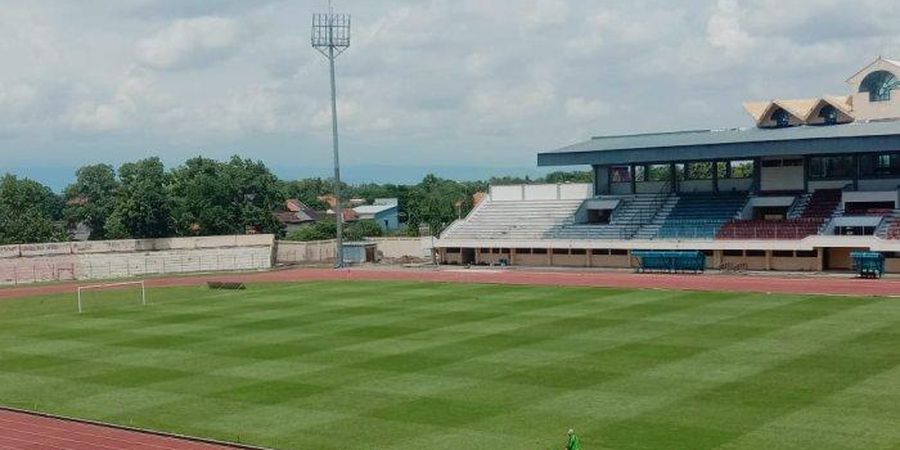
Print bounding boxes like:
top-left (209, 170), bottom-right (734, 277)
top-left (312, 2), bottom-right (351, 268)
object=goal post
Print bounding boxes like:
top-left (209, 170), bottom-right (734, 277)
top-left (77, 280), bottom-right (146, 313)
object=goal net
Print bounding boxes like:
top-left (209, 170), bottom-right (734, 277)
top-left (77, 280), bottom-right (146, 313)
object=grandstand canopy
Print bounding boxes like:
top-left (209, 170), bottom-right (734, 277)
top-left (538, 120), bottom-right (900, 166)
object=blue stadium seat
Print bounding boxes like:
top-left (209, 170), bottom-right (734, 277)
top-left (655, 193), bottom-right (747, 239)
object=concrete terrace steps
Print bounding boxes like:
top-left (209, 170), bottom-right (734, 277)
top-left (554, 193), bottom-right (674, 240)
top-left (441, 199), bottom-right (585, 240)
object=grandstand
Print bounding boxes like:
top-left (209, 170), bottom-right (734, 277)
top-left (437, 57), bottom-right (900, 272)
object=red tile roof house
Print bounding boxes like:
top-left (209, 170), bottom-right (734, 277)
top-left (276, 199), bottom-right (321, 233)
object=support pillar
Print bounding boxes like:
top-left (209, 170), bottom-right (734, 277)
top-left (670, 163), bottom-right (677, 193)
top-left (802, 156), bottom-right (809, 192)
top-left (753, 158), bottom-right (762, 192)
top-left (712, 159), bottom-right (720, 194)
top-left (630, 165), bottom-right (637, 194)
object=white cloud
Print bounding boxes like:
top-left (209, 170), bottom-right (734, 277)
top-left (466, 81), bottom-right (556, 122)
top-left (565, 98), bottom-right (610, 122)
top-left (523, 0), bottom-right (570, 30)
top-left (707, 0), bottom-right (754, 56)
top-left (67, 72), bottom-right (171, 132)
top-left (4, 0), bottom-right (900, 176)
top-left (136, 16), bottom-right (244, 71)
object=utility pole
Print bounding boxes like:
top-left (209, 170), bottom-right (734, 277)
top-left (312, 2), bottom-right (351, 268)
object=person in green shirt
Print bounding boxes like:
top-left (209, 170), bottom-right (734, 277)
top-left (565, 428), bottom-right (582, 450)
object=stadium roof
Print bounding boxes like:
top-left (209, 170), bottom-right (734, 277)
top-left (538, 120), bottom-right (900, 167)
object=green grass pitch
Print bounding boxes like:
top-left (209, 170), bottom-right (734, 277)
top-left (1, 281), bottom-right (899, 449)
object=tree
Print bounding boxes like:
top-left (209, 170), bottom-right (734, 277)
top-left (169, 156), bottom-right (285, 237)
top-left (279, 178), bottom-right (341, 211)
top-left (169, 157), bottom-right (241, 236)
top-left (489, 175), bottom-right (532, 185)
top-left (285, 218), bottom-right (384, 242)
top-left (0, 174), bottom-right (65, 245)
top-left (105, 158), bottom-right (173, 239)
top-left (285, 220), bottom-right (336, 241)
top-left (405, 174), bottom-right (484, 235)
top-left (227, 156), bottom-right (286, 237)
top-left (64, 164), bottom-right (119, 240)
top-left (543, 170), bottom-right (593, 184)
top-left (345, 219), bottom-right (383, 241)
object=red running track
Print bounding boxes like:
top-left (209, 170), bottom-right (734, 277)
top-left (1, 267), bottom-right (899, 300)
top-left (0, 408), bottom-right (260, 450)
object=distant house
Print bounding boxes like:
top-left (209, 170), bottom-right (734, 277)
top-left (317, 194), bottom-right (361, 223)
top-left (353, 198), bottom-right (399, 230)
top-left (276, 199), bottom-right (319, 233)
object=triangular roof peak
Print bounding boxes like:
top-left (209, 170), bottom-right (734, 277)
top-left (818, 95), bottom-right (853, 116)
top-left (846, 56), bottom-right (900, 84)
top-left (773, 98), bottom-right (818, 119)
top-left (742, 99), bottom-right (809, 127)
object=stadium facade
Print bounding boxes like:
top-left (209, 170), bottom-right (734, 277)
top-left (436, 57), bottom-right (900, 272)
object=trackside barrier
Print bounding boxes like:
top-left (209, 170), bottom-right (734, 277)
top-left (632, 251), bottom-right (706, 274)
top-left (0, 235), bottom-right (275, 286)
top-left (851, 252), bottom-right (885, 279)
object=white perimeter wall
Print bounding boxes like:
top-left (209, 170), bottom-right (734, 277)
top-left (275, 237), bottom-right (430, 264)
top-left (0, 235), bottom-right (275, 286)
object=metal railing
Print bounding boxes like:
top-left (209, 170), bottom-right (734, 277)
top-left (625, 181), bottom-right (672, 238)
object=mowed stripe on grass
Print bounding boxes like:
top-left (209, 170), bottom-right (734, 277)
top-left (0, 281), bottom-right (898, 449)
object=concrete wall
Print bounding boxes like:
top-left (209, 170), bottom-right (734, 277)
top-left (858, 178), bottom-right (900, 191)
top-left (0, 235), bottom-right (275, 286)
top-left (589, 254), bottom-right (632, 268)
top-left (719, 178), bottom-right (753, 193)
top-left (843, 190), bottom-right (899, 208)
top-left (512, 252), bottom-right (551, 266)
top-left (275, 240), bottom-right (337, 264)
top-left (722, 253), bottom-right (767, 270)
top-left (886, 257), bottom-right (900, 273)
top-left (368, 237), bottom-right (429, 259)
top-left (489, 183), bottom-right (593, 201)
top-left (523, 184), bottom-right (560, 200)
top-left (636, 181), bottom-right (668, 194)
top-left (809, 180), bottom-right (852, 191)
top-left (761, 165), bottom-right (804, 191)
top-left (550, 253), bottom-right (590, 267)
top-left (770, 253), bottom-right (820, 271)
top-left (559, 184), bottom-right (593, 199)
top-left (275, 237), bottom-right (428, 265)
top-left (679, 179), bottom-right (714, 193)
top-left (490, 185), bottom-right (524, 201)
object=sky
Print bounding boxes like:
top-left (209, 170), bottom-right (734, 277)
top-left (2, 0), bottom-right (900, 189)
